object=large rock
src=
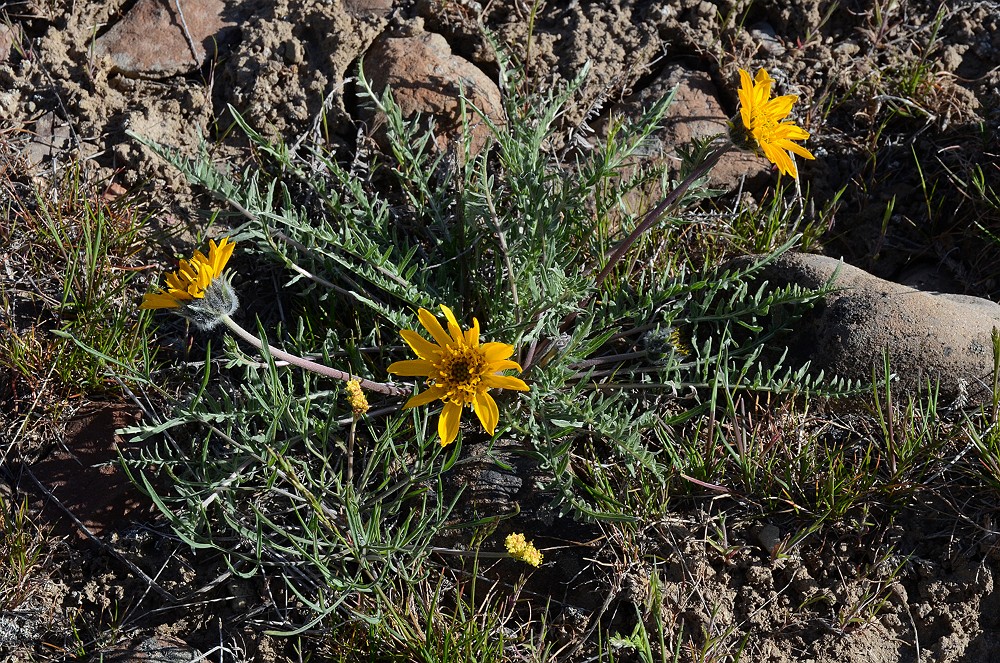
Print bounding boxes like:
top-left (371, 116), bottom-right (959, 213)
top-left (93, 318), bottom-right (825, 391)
top-left (93, 0), bottom-right (234, 77)
top-left (361, 30), bottom-right (503, 155)
top-left (762, 252), bottom-right (1000, 403)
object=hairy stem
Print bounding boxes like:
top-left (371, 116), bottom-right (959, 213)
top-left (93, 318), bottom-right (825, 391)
top-left (591, 141), bottom-right (732, 291)
top-left (221, 314), bottom-right (410, 397)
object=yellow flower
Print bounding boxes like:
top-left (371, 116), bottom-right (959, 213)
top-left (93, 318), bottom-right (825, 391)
top-left (735, 68), bottom-right (815, 179)
top-left (667, 328), bottom-right (692, 358)
top-left (505, 532), bottom-right (543, 567)
top-left (141, 237), bottom-right (236, 310)
top-left (387, 305), bottom-right (529, 447)
top-left (345, 379), bottom-right (369, 417)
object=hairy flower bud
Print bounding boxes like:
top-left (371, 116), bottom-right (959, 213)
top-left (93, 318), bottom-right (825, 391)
top-left (182, 274), bottom-right (240, 331)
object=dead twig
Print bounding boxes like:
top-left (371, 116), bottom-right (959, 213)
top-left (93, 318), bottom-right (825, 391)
top-left (173, 0), bottom-right (200, 63)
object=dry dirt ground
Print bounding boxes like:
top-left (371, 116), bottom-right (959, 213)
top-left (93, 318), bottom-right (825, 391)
top-left (3, 0), bottom-right (1000, 661)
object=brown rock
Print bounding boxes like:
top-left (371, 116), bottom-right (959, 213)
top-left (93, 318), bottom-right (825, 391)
top-left (361, 31), bottom-right (503, 155)
top-left (26, 403), bottom-right (151, 540)
top-left (0, 23), bottom-right (18, 63)
top-left (93, 0), bottom-right (233, 77)
top-left (759, 252), bottom-right (1000, 403)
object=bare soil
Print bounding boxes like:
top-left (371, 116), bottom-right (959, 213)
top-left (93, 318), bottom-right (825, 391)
top-left (3, 0), bottom-right (1000, 661)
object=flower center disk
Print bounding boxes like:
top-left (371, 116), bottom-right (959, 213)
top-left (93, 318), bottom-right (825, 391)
top-left (437, 345), bottom-right (487, 405)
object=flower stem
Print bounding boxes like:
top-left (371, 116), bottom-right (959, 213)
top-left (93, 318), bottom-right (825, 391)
top-left (522, 142), bottom-right (732, 373)
top-left (346, 416), bottom-right (357, 485)
top-left (220, 314), bottom-right (410, 397)
top-left (591, 141), bottom-right (732, 291)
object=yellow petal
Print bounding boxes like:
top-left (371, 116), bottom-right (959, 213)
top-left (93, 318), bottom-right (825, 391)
top-left (210, 237), bottom-right (235, 274)
top-left (738, 69), bottom-right (753, 99)
top-left (191, 250), bottom-right (210, 269)
top-left (482, 342), bottom-right (515, 362)
top-left (765, 94), bottom-right (797, 119)
top-left (176, 259), bottom-right (196, 277)
top-left (465, 317), bottom-right (480, 347)
top-left (439, 401), bottom-right (463, 446)
top-left (418, 307), bottom-right (454, 348)
top-left (194, 264), bottom-right (213, 291)
top-left (387, 359), bottom-right (435, 377)
top-left (400, 329), bottom-right (444, 360)
top-left (473, 390), bottom-right (499, 436)
top-left (763, 143), bottom-right (797, 178)
top-left (753, 68), bottom-right (773, 103)
top-left (488, 359), bottom-right (523, 373)
top-left (403, 386), bottom-right (445, 409)
top-left (439, 304), bottom-right (464, 344)
top-left (483, 374), bottom-right (530, 392)
top-left (165, 286), bottom-right (195, 302)
top-left (777, 139), bottom-right (815, 160)
top-left (165, 271), bottom-right (191, 292)
top-left (140, 292), bottom-right (181, 309)
top-left (773, 123), bottom-right (810, 141)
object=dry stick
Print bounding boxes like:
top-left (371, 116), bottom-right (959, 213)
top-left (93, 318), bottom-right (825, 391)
top-left (485, 180), bottom-right (520, 312)
top-left (173, 0), bottom-right (200, 63)
top-left (220, 314), bottom-right (410, 397)
top-left (346, 417), bottom-right (358, 485)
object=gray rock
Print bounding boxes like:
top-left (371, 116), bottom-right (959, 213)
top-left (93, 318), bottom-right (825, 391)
top-left (104, 636), bottom-right (201, 663)
top-left (24, 112), bottom-right (73, 167)
top-left (756, 524), bottom-right (782, 555)
top-left (749, 21), bottom-right (786, 56)
top-left (762, 252), bottom-right (1000, 403)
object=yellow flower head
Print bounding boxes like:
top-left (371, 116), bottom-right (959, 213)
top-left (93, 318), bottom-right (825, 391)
top-left (141, 237), bottom-right (236, 310)
top-left (505, 532), bottom-right (543, 567)
top-left (387, 305), bottom-right (529, 447)
top-left (345, 378), bottom-right (369, 417)
top-left (734, 68), bottom-right (815, 179)
top-left (667, 328), bottom-right (692, 358)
